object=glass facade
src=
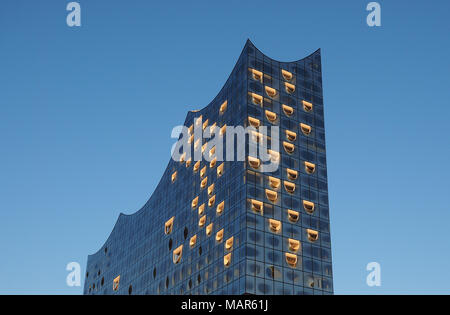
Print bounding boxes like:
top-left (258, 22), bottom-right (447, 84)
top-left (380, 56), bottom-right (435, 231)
top-left (83, 40), bottom-right (333, 295)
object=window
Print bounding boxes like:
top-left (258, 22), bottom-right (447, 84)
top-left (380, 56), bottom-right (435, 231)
top-left (284, 181), bottom-right (296, 193)
top-left (210, 157), bottom-right (217, 168)
top-left (285, 82), bottom-right (295, 94)
top-left (265, 110), bottom-right (277, 122)
top-left (282, 104), bottom-right (294, 117)
top-left (306, 229), bottom-right (319, 242)
top-left (198, 215), bottom-right (206, 227)
top-left (217, 163), bottom-right (224, 177)
top-left (206, 223), bottom-right (213, 236)
top-left (283, 141), bottom-right (295, 154)
top-left (250, 68), bottom-right (263, 82)
top-left (171, 171), bottom-right (177, 183)
top-left (303, 200), bottom-right (315, 214)
top-left (288, 239), bottom-right (300, 252)
top-left (216, 229), bottom-right (224, 243)
top-left (190, 235), bottom-right (197, 248)
top-left (113, 275), bottom-right (120, 291)
top-left (219, 100), bottom-right (228, 114)
top-left (268, 219), bottom-right (281, 233)
top-left (265, 189), bottom-right (278, 202)
top-left (304, 162), bottom-right (316, 174)
top-left (285, 130), bottom-right (297, 142)
top-left (302, 100), bottom-right (313, 112)
top-left (165, 217), bottom-right (174, 235)
top-left (198, 203), bottom-right (205, 216)
top-left (208, 195), bottom-right (216, 207)
top-left (193, 161), bottom-right (200, 173)
top-left (287, 209), bottom-right (299, 223)
top-left (251, 199), bottom-right (263, 214)
top-left (282, 69), bottom-right (293, 81)
top-left (248, 116), bottom-right (260, 128)
top-left (224, 253), bottom-right (232, 267)
top-left (216, 201), bottom-right (224, 215)
top-left (248, 156), bottom-right (260, 169)
top-left (286, 168), bottom-right (298, 181)
top-left (300, 123), bottom-right (311, 135)
top-left (225, 237), bottom-right (234, 250)
top-left (173, 245), bottom-right (183, 264)
top-left (200, 177), bottom-right (208, 189)
top-left (265, 86), bottom-right (277, 98)
top-left (251, 93), bottom-right (263, 106)
top-left (208, 183), bottom-right (214, 196)
top-left (285, 253), bottom-right (298, 268)
top-left (192, 197), bottom-right (199, 209)
top-left (268, 176), bottom-right (280, 189)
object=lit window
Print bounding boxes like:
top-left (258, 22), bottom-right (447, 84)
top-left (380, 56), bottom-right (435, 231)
top-left (283, 141), bottom-right (295, 154)
top-left (113, 275), bottom-right (120, 291)
top-left (285, 253), bottom-right (298, 268)
top-left (206, 223), bottom-right (213, 236)
top-left (217, 163), bottom-right (224, 177)
top-left (225, 237), bottom-right (234, 250)
top-left (300, 123), bottom-right (312, 135)
top-left (208, 195), bottom-right (216, 207)
top-left (220, 124), bottom-right (227, 136)
top-left (288, 239), bottom-right (300, 252)
top-left (224, 253), bottom-right (232, 267)
top-left (248, 116), bottom-right (260, 128)
top-left (198, 203), bottom-right (205, 216)
top-left (165, 217), bottom-right (174, 235)
top-left (216, 229), bottom-right (224, 243)
top-left (307, 229), bottom-right (319, 242)
top-left (268, 219), bottom-right (282, 233)
top-left (248, 156), bottom-right (260, 169)
top-left (268, 176), bottom-right (281, 189)
top-left (284, 181), bottom-right (296, 193)
top-left (265, 189), bottom-right (278, 202)
top-left (287, 209), bottom-right (299, 223)
top-left (216, 201), bottom-right (224, 215)
top-left (304, 161), bottom-right (316, 174)
top-left (192, 197), bottom-right (199, 209)
top-left (285, 82), bottom-right (295, 94)
top-left (250, 68), bottom-right (263, 82)
top-left (286, 130), bottom-right (297, 142)
top-left (198, 215), bottom-right (206, 227)
top-left (190, 235), bottom-right (197, 248)
top-left (287, 168), bottom-right (298, 181)
top-left (208, 183), bottom-right (214, 196)
top-left (251, 93), bottom-right (263, 106)
top-left (265, 110), bottom-right (277, 122)
top-left (171, 171), bottom-right (177, 183)
top-left (193, 161), bottom-right (200, 173)
top-left (251, 199), bottom-right (263, 214)
top-left (282, 69), bottom-right (293, 81)
top-left (173, 245), bottom-right (183, 264)
top-left (219, 100), bottom-right (228, 114)
top-left (303, 200), bottom-right (315, 214)
top-left (282, 104), bottom-right (294, 117)
top-left (302, 100), bottom-right (313, 112)
top-left (265, 86), bottom-right (277, 98)
top-left (200, 166), bottom-right (207, 178)
top-left (200, 177), bottom-right (208, 189)
top-left (210, 157), bottom-right (217, 168)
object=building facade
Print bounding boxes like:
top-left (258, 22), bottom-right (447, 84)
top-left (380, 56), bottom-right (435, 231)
top-left (84, 40), bottom-right (333, 295)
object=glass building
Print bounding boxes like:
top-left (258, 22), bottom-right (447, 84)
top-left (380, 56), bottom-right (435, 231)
top-left (84, 40), bottom-right (333, 295)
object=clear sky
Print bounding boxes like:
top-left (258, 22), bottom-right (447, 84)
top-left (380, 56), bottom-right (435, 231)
top-left (0, 0), bottom-right (449, 294)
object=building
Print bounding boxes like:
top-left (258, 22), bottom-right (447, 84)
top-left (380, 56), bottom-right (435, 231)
top-left (83, 40), bottom-right (333, 295)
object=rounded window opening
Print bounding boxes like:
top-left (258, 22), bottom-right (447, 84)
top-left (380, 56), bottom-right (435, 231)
top-left (128, 285), bottom-right (132, 295)
top-left (184, 227), bottom-right (188, 240)
top-left (168, 238), bottom-right (173, 251)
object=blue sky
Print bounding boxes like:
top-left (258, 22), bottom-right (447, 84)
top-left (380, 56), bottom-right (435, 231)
top-left (0, 0), bottom-right (449, 294)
